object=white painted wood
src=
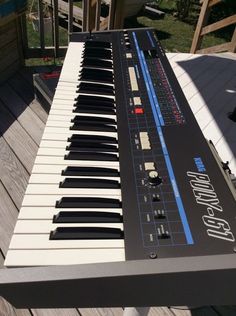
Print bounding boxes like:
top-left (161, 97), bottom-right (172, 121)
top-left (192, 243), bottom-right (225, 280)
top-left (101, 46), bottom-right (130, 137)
top-left (168, 53), bottom-right (236, 175)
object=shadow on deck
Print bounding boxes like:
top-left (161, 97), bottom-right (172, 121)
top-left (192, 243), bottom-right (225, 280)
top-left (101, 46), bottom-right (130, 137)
top-left (176, 54), bottom-right (236, 174)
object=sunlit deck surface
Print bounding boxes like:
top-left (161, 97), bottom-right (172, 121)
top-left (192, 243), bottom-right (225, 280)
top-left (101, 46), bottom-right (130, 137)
top-left (0, 53), bottom-right (236, 316)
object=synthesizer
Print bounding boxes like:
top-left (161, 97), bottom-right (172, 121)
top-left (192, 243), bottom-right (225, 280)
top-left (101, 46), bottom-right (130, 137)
top-left (4, 28), bottom-right (236, 268)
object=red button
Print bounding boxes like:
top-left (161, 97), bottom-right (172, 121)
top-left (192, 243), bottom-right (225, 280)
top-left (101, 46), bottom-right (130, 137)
top-left (135, 108), bottom-right (144, 114)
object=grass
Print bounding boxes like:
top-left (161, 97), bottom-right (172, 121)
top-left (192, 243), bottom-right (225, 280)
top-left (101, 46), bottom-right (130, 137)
top-left (124, 0), bottom-right (230, 52)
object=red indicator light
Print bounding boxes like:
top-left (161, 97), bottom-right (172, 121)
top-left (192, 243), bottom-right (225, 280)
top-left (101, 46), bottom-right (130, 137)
top-left (135, 108), bottom-right (144, 114)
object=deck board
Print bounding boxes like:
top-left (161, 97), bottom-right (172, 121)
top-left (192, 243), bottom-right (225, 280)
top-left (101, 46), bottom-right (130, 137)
top-left (0, 182), bottom-right (19, 254)
top-left (0, 136), bottom-right (29, 209)
top-left (0, 84), bottom-right (44, 146)
top-left (0, 99), bottom-right (38, 173)
top-left (0, 52), bottom-right (235, 315)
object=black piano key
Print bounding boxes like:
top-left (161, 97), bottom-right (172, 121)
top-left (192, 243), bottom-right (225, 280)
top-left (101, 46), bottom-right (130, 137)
top-left (55, 197), bottom-right (122, 208)
top-left (81, 68), bottom-right (113, 76)
top-left (79, 73), bottom-right (113, 84)
top-left (50, 227), bottom-right (124, 240)
top-left (64, 152), bottom-right (118, 161)
top-left (53, 211), bottom-right (123, 223)
top-left (75, 95), bottom-right (115, 106)
top-left (73, 105), bottom-right (116, 115)
top-left (84, 41), bottom-right (111, 49)
top-left (70, 122), bottom-right (117, 132)
top-left (77, 82), bottom-right (114, 95)
top-left (82, 58), bottom-right (113, 69)
top-left (66, 142), bottom-right (118, 152)
top-left (82, 48), bottom-right (112, 59)
top-left (61, 166), bottom-right (120, 177)
top-left (68, 134), bottom-right (117, 144)
top-left (59, 178), bottom-right (120, 188)
top-left (80, 68), bottom-right (113, 79)
top-left (71, 115), bottom-right (116, 125)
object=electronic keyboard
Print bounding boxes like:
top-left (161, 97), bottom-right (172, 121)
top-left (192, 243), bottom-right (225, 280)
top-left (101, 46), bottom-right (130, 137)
top-left (4, 28), bottom-right (236, 270)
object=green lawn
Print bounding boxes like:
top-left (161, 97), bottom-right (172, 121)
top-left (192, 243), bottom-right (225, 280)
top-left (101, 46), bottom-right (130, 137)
top-left (124, 1), bottom-right (230, 52)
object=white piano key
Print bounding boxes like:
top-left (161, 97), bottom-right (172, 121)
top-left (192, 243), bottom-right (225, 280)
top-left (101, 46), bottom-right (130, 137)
top-left (29, 174), bottom-right (120, 183)
top-left (57, 82), bottom-right (115, 90)
top-left (34, 156), bottom-right (119, 167)
top-left (14, 220), bottom-right (123, 234)
top-left (37, 148), bottom-right (119, 158)
top-left (5, 248), bottom-right (125, 266)
top-left (47, 113), bottom-right (117, 121)
top-left (42, 130), bottom-right (118, 140)
top-left (18, 207), bottom-right (123, 219)
top-left (25, 184), bottom-right (121, 196)
top-left (9, 234), bottom-right (125, 249)
top-left (22, 194), bottom-right (122, 206)
top-left (51, 99), bottom-right (75, 106)
top-left (32, 164), bottom-right (120, 174)
top-left (54, 92), bottom-right (115, 101)
top-left (49, 108), bottom-right (117, 117)
top-left (40, 140), bottom-right (118, 149)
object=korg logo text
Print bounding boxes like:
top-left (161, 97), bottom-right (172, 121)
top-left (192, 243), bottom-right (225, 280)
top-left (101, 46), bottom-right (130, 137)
top-left (187, 171), bottom-right (235, 242)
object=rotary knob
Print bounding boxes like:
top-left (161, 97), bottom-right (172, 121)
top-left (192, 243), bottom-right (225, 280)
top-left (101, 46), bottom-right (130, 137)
top-left (148, 170), bottom-right (162, 186)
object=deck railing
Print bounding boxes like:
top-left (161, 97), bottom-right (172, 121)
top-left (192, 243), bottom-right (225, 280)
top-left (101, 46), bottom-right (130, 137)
top-left (21, 0), bottom-right (125, 59)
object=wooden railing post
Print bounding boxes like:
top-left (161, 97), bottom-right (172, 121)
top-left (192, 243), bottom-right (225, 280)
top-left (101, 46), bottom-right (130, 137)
top-left (52, 0), bottom-right (59, 57)
top-left (190, 0), bottom-right (210, 53)
top-left (230, 27), bottom-right (236, 53)
top-left (191, 0), bottom-right (236, 54)
top-left (95, 0), bottom-right (102, 31)
top-left (82, 0), bottom-right (89, 31)
top-left (38, 0), bottom-right (45, 50)
top-left (68, 0), bottom-right (73, 38)
top-left (108, 0), bottom-right (116, 30)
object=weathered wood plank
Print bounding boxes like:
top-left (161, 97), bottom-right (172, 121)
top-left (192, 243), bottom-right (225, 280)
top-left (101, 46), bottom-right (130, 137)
top-left (0, 181), bottom-right (19, 254)
top-left (28, 98), bottom-right (48, 124)
top-left (0, 100), bottom-right (38, 173)
top-left (0, 21), bottom-right (17, 48)
top-left (32, 308), bottom-right (80, 316)
top-left (149, 307), bottom-right (173, 315)
top-left (7, 72), bottom-right (48, 123)
top-left (0, 296), bottom-right (32, 316)
top-left (201, 14), bottom-right (236, 36)
top-left (0, 187), bottom-right (32, 316)
top-left (197, 42), bottom-right (231, 54)
top-left (0, 84), bottom-right (45, 146)
top-left (0, 136), bottom-right (29, 210)
top-left (79, 308), bottom-right (123, 316)
top-left (190, 0), bottom-right (210, 53)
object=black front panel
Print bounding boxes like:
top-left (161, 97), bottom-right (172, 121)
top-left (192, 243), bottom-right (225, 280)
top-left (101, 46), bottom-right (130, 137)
top-left (70, 29), bottom-right (236, 260)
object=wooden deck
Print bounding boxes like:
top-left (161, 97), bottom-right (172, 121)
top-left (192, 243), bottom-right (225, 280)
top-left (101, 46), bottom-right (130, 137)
top-left (0, 53), bottom-right (235, 315)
